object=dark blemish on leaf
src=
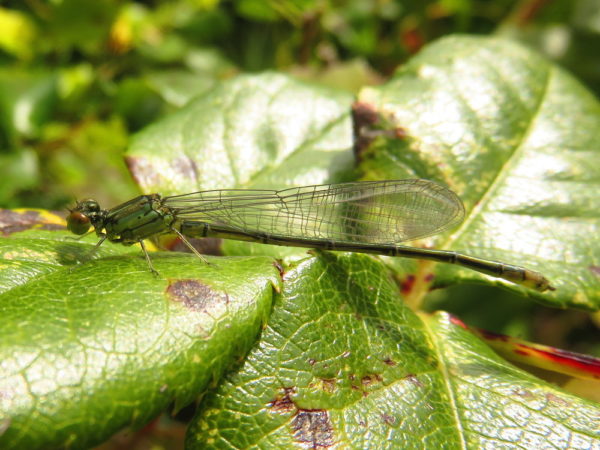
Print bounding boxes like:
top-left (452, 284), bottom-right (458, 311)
top-left (400, 274), bottom-right (415, 295)
top-left (352, 101), bottom-right (381, 156)
top-left (0, 209), bottom-right (65, 236)
top-left (351, 101), bottom-right (410, 158)
top-left (352, 101), bottom-right (380, 127)
top-left (272, 259), bottom-right (285, 276)
top-left (361, 374), bottom-right (383, 387)
top-left (292, 410), bottom-right (335, 448)
top-left (512, 389), bottom-right (534, 399)
top-left (359, 420), bottom-right (367, 427)
top-left (268, 387), bottom-right (297, 414)
top-left (383, 358), bottom-right (396, 367)
top-left (309, 378), bottom-right (336, 394)
top-left (308, 358), bottom-right (317, 366)
top-left (125, 156), bottom-right (162, 189)
top-left (404, 374), bottom-right (423, 388)
top-left (168, 155), bottom-right (200, 185)
top-left (589, 266), bottom-right (600, 276)
top-left (545, 393), bottom-right (570, 406)
top-left (166, 279), bottom-right (229, 311)
top-left (381, 413), bottom-right (396, 427)
top-left (168, 235), bottom-right (222, 256)
top-left (424, 273), bottom-right (435, 283)
top-left (321, 379), bottom-right (336, 393)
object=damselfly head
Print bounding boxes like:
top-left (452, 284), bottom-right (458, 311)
top-left (66, 199), bottom-right (101, 235)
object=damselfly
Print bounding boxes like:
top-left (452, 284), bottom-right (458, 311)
top-left (66, 179), bottom-right (554, 292)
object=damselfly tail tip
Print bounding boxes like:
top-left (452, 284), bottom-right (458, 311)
top-left (524, 271), bottom-right (555, 293)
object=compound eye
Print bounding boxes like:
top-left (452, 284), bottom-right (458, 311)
top-left (67, 211), bottom-right (91, 235)
top-left (81, 199), bottom-right (100, 212)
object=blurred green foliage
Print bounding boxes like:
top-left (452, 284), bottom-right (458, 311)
top-left (1, 0), bottom-right (599, 210)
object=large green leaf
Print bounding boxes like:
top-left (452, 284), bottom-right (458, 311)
top-left (186, 253), bottom-right (600, 448)
top-left (125, 72), bottom-right (355, 194)
top-left (0, 215), bottom-right (280, 449)
top-left (354, 36), bottom-right (600, 309)
top-left (0, 70), bottom-right (58, 146)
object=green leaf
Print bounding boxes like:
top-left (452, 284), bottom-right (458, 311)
top-left (186, 253), bottom-right (600, 448)
top-left (0, 149), bottom-right (39, 206)
top-left (0, 70), bottom-right (58, 145)
top-left (126, 72), bottom-right (354, 193)
top-left (0, 209), bottom-right (136, 293)
top-left (145, 69), bottom-right (217, 107)
top-left (0, 7), bottom-right (37, 60)
top-left (0, 212), bottom-right (281, 449)
top-left (354, 36), bottom-right (600, 309)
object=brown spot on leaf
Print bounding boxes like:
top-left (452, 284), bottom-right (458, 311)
top-left (361, 374), bottom-right (383, 387)
top-left (352, 101), bottom-right (380, 127)
top-left (404, 374), bottom-right (424, 388)
top-left (545, 393), bottom-right (570, 406)
top-left (171, 156), bottom-right (199, 182)
top-left (352, 101), bottom-right (381, 156)
top-left (268, 387), bottom-right (297, 414)
top-left (351, 101), bottom-right (409, 158)
top-left (292, 410), bottom-right (334, 448)
top-left (381, 413), bottom-right (396, 426)
top-left (512, 388), bottom-right (534, 399)
top-left (168, 235), bottom-right (222, 256)
top-left (589, 266), bottom-right (600, 276)
top-left (383, 358), bottom-right (396, 367)
top-left (0, 209), bottom-right (65, 236)
top-left (321, 378), bottom-right (336, 393)
top-left (272, 259), bottom-right (285, 276)
top-left (124, 156), bottom-right (162, 190)
top-left (127, 155), bottom-right (200, 192)
top-left (400, 274), bottom-right (415, 295)
top-left (166, 280), bottom-right (229, 311)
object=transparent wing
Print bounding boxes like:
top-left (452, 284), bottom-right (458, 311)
top-left (163, 179), bottom-right (465, 244)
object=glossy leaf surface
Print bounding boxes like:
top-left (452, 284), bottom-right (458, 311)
top-left (187, 254), bottom-right (600, 448)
